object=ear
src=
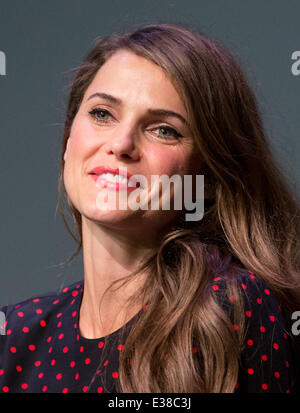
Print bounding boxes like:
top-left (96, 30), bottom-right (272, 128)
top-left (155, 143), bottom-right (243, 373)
top-left (64, 138), bottom-right (70, 162)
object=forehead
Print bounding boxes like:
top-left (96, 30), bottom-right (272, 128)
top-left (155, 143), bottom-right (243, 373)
top-left (83, 50), bottom-right (187, 114)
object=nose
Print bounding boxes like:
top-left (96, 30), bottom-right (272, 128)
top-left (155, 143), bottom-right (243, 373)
top-left (104, 124), bottom-right (140, 161)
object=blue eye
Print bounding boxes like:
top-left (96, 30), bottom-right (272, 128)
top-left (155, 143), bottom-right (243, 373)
top-left (156, 126), bottom-right (183, 139)
top-left (88, 108), bottom-right (112, 123)
top-left (88, 108), bottom-right (183, 139)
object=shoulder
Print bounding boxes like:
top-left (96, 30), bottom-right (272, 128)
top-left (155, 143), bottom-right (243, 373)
top-left (0, 280), bottom-right (83, 335)
top-left (210, 268), bottom-right (297, 392)
top-left (209, 267), bottom-right (290, 336)
top-left (210, 267), bottom-right (273, 295)
top-left (210, 268), bottom-right (283, 314)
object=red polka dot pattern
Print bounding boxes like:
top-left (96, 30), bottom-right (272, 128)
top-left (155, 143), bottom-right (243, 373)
top-left (0, 271), bottom-right (298, 393)
top-left (0, 281), bottom-right (138, 393)
top-left (207, 270), bottom-right (298, 393)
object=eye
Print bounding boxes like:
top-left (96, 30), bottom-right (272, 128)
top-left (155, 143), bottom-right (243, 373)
top-left (88, 108), bottom-right (183, 140)
top-left (88, 108), bottom-right (113, 123)
top-left (154, 125), bottom-right (183, 140)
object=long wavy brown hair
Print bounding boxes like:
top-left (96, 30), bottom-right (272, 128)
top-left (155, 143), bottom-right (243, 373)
top-left (57, 23), bottom-right (300, 392)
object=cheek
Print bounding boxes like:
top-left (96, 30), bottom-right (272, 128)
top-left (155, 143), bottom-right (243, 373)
top-left (63, 123), bottom-right (88, 192)
top-left (67, 133), bottom-right (86, 160)
top-left (68, 117), bottom-right (98, 160)
top-left (147, 147), bottom-right (193, 176)
top-left (146, 148), bottom-right (202, 204)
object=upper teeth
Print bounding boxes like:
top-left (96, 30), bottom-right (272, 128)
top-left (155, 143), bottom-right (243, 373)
top-left (98, 172), bottom-right (134, 185)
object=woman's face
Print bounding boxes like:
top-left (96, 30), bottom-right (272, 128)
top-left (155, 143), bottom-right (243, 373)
top-left (63, 50), bottom-right (202, 236)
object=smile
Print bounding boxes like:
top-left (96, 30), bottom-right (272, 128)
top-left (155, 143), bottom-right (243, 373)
top-left (90, 172), bottom-right (141, 191)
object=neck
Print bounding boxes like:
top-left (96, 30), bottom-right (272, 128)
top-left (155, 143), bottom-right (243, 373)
top-left (78, 217), bottom-right (157, 339)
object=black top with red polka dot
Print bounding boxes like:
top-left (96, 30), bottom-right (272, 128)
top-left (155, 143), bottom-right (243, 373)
top-left (0, 269), bottom-right (298, 393)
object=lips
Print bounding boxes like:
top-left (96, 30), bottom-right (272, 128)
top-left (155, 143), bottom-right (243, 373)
top-left (90, 166), bottom-right (133, 179)
top-left (89, 166), bottom-right (141, 189)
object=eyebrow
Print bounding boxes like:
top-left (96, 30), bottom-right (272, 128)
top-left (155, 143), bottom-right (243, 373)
top-left (86, 92), bottom-right (188, 126)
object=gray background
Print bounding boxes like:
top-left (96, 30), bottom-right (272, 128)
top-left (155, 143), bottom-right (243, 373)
top-left (0, 0), bottom-right (299, 306)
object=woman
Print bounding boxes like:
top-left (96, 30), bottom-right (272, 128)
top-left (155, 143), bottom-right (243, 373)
top-left (0, 23), bottom-right (299, 393)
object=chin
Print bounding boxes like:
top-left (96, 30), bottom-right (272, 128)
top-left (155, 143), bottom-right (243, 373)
top-left (82, 205), bottom-right (143, 227)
